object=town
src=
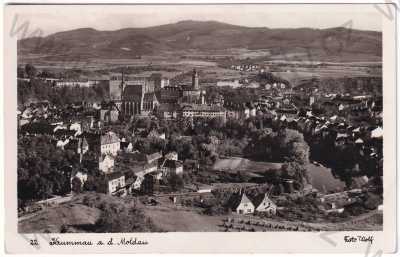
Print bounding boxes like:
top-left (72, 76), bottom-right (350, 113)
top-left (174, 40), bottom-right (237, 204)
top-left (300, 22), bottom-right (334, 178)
top-left (17, 61), bottom-right (383, 233)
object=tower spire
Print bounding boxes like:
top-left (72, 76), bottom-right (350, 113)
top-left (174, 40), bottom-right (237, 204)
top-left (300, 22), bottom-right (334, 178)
top-left (192, 68), bottom-right (199, 90)
top-left (120, 69), bottom-right (125, 101)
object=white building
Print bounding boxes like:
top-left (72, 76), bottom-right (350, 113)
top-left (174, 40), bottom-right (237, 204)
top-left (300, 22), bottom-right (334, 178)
top-left (100, 131), bottom-right (120, 156)
top-left (106, 173), bottom-right (126, 196)
top-left (255, 193), bottom-right (277, 216)
top-left (99, 154), bottom-right (115, 173)
top-left (165, 151), bottom-right (178, 161)
top-left (232, 193), bottom-right (255, 215)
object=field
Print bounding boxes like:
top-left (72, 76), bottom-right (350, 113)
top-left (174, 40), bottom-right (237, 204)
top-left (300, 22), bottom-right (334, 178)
top-left (212, 157), bottom-right (282, 174)
top-left (18, 192), bottom-right (382, 233)
top-left (18, 203), bottom-right (101, 233)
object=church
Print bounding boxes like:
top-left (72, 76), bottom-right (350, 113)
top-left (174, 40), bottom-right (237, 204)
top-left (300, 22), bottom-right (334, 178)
top-left (181, 69), bottom-right (205, 105)
top-left (109, 72), bottom-right (159, 117)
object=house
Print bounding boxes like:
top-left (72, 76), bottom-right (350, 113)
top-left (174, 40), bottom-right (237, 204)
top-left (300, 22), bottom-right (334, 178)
top-left (254, 193), bottom-right (277, 216)
top-left (69, 122), bottom-right (82, 136)
top-left (133, 176), bottom-right (145, 190)
top-left (371, 127), bottom-right (383, 139)
top-left (100, 131), bottom-right (120, 156)
top-left (229, 192), bottom-right (255, 215)
top-left (180, 103), bottom-right (226, 122)
top-left (146, 152), bottom-right (163, 164)
top-left (100, 108), bottom-right (119, 124)
top-left (156, 103), bottom-right (178, 120)
top-left (120, 141), bottom-right (134, 152)
top-left (147, 129), bottom-right (166, 140)
top-left (161, 159), bottom-right (183, 177)
top-left (106, 172), bottom-right (126, 196)
top-left (85, 131), bottom-right (121, 156)
top-left (56, 138), bottom-right (70, 150)
top-left (99, 154), bottom-right (115, 173)
top-left (165, 151), bottom-right (178, 161)
top-left (124, 152), bottom-right (160, 177)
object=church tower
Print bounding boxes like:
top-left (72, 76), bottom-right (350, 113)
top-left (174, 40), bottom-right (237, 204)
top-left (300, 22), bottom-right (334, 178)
top-left (192, 69), bottom-right (199, 90)
top-left (120, 70), bottom-right (125, 101)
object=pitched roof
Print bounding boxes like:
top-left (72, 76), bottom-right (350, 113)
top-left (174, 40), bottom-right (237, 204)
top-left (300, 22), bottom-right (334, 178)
top-left (228, 192), bottom-right (254, 210)
top-left (101, 131), bottom-right (120, 145)
top-left (143, 92), bottom-right (159, 102)
top-left (371, 127), bottom-right (383, 138)
top-left (147, 152), bottom-right (162, 163)
top-left (157, 103), bottom-right (178, 112)
top-left (254, 193), bottom-right (276, 209)
top-left (105, 171), bottom-right (124, 181)
top-left (163, 159), bottom-right (183, 169)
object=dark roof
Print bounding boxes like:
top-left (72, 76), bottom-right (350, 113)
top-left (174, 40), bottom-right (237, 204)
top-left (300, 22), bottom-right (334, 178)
top-left (163, 159), bottom-right (183, 169)
top-left (143, 92), bottom-right (158, 102)
top-left (227, 192), bottom-right (253, 210)
top-left (120, 141), bottom-right (131, 149)
top-left (147, 152), bottom-right (162, 161)
top-left (105, 171), bottom-right (124, 181)
top-left (157, 103), bottom-right (178, 112)
top-left (122, 85), bottom-right (143, 101)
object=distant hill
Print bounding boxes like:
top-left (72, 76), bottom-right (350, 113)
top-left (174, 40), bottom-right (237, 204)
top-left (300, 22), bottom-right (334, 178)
top-left (18, 20), bottom-right (382, 61)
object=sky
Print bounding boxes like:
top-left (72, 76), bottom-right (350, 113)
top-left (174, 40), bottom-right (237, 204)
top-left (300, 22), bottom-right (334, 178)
top-left (7, 4), bottom-right (383, 37)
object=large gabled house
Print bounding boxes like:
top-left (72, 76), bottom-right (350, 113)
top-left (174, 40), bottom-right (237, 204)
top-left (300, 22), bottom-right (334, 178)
top-left (85, 131), bottom-right (120, 156)
top-left (254, 193), bottom-right (277, 216)
top-left (229, 192), bottom-right (255, 215)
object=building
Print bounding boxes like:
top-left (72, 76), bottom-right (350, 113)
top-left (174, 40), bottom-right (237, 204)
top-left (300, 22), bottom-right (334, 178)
top-left (156, 103), bottom-right (179, 119)
top-left (99, 154), bottom-right (115, 173)
top-left (100, 102), bottom-right (120, 123)
top-left (254, 193), bottom-right (277, 216)
top-left (106, 172), bottom-right (126, 196)
top-left (160, 159), bottom-right (183, 178)
top-left (181, 69), bottom-right (205, 104)
top-left (229, 193), bottom-right (255, 214)
top-left (100, 132), bottom-right (120, 156)
top-left (86, 131), bottom-right (121, 156)
top-left (165, 151), bottom-right (178, 161)
top-left (179, 104), bottom-right (226, 122)
top-left (109, 73), bottom-right (160, 117)
top-left (158, 86), bottom-right (183, 104)
top-left (55, 80), bottom-right (90, 88)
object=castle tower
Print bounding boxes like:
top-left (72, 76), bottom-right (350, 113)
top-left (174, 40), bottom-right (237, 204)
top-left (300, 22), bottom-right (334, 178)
top-left (192, 69), bottom-right (199, 90)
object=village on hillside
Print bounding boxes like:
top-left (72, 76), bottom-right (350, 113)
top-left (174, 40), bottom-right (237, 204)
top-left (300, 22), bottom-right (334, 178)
top-left (17, 60), bottom-right (383, 233)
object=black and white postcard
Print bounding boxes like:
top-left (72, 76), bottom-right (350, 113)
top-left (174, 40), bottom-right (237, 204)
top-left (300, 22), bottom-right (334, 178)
top-left (3, 1), bottom-right (398, 254)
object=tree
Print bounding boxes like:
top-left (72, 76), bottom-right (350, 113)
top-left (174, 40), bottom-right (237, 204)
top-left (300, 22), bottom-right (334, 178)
top-left (167, 173), bottom-right (184, 191)
top-left (278, 129), bottom-right (310, 164)
top-left (71, 177), bottom-right (82, 194)
top-left (25, 64), bottom-right (37, 78)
